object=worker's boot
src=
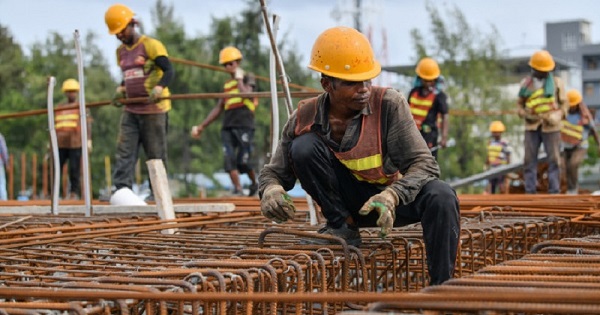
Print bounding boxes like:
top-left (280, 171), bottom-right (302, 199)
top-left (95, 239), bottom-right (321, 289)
top-left (300, 222), bottom-right (362, 247)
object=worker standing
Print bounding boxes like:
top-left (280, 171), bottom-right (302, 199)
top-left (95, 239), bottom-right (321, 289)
top-left (517, 50), bottom-right (567, 194)
top-left (560, 89), bottom-right (599, 194)
top-left (485, 121), bottom-right (511, 194)
top-left (55, 79), bottom-right (92, 200)
top-left (104, 3), bottom-right (174, 202)
top-left (407, 57), bottom-right (449, 159)
top-left (258, 26), bottom-right (460, 285)
top-left (191, 46), bottom-right (258, 196)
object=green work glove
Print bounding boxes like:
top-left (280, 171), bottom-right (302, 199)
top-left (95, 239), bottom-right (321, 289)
top-left (358, 188), bottom-right (399, 238)
top-left (111, 86), bottom-right (126, 107)
top-left (261, 184), bottom-right (296, 223)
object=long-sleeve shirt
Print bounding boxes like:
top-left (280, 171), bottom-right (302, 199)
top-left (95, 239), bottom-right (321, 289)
top-left (259, 88), bottom-right (440, 205)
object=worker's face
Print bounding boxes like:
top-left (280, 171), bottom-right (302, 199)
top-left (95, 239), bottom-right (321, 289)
top-left (65, 91), bottom-right (78, 102)
top-left (422, 78), bottom-right (436, 92)
top-left (222, 60), bottom-right (239, 72)
top-left (531, 69), bottom-right (549, 79)
top-left (323, 76), bottom-right (372, 112)
top-left (116, 23), bottom-right (135, 45)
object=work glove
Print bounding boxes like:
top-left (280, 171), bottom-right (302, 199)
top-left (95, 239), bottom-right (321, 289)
top-left (234, 67), bottom-right (245, 81)
top-left (358, 188), bottom-right (399, 238)
top-left (111, 86), bottom-right (126, 107)
top-left (544, 110), bottom-right (563, 126)
top-left (190, 125), bottom-right (204, 139)
top-left (143, 59), bottom-right (155, 74)
top-left (261, 184), bottom-right (296, 223)
top-left (149, 85), bottom-right (163, 103)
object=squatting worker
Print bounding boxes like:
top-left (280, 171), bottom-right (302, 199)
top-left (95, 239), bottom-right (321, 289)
top-left (257, 26), bottom-right (460, 285)
top-left (105, 3), bottom-right (174, 201)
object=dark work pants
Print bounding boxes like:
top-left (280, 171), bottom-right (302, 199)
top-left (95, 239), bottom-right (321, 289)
top-left (289, 133), bottom-right (460, 285)
top-left (524, 128), bottom-right (561, 194)
top-left (113, 111), bottom-right (168, 192)
top-left (59, 147), bottom-right (81, 195)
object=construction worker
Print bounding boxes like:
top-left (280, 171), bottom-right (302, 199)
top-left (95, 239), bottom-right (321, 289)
top-left (258, 26), bottom-right (460, 285)
top-left (517, 50), bottom-right (567, 194)
top-left (407, 57), bottom-right (449, 159)
top-left (55, 79), bottom-right (92, 200)
top-left (486, 121), bottom-right (511, 194)
top-left (105, 3), bottom-right (174, 202)
top-left (560, 89), bottom-right (599, 194)
top-left (190, 46), bottom-right (258, 196)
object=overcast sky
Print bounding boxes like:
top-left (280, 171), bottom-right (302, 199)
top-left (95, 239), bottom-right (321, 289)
top-left (2, 0), bottom-right (600, 79)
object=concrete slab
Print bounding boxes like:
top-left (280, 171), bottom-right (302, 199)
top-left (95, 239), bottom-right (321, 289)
top-left (0, 203), bottom-right (235, 215)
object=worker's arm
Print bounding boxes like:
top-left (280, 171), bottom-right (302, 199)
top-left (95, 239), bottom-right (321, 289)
top-left (190, 99), bottom-right (224, 138)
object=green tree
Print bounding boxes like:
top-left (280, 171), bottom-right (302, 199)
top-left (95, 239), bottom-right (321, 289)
top-left (410, 2), bottom-right (513, 191)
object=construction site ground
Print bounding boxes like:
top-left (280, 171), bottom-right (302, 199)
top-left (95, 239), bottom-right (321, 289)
top-left (0, 194), bottom-right (599, 314)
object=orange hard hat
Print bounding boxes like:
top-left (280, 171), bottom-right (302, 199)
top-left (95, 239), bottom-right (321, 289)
top-left (61, 79), bottom-right (80, 92)
top-left (566, 89), bottom-right (582, 107)
top-left (529, 50), bottom-right (555, 72)
top-left (105, 4), bottom-right (134, 35)
top-left (219, 46), bottom-right (243, 64)
top-left (415, 57), bottom-right (440, 81)
top-left (489, 121), bottom-right (505, 133)
top-left (308, 26), bottom-right (381, 81)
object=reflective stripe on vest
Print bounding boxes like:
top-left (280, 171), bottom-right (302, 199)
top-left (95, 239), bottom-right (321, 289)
top-left (408, 90), bottom-right (435, 129)
top-left (487, 142), bottom-right (507, 166)
top-left (55, 109), bottom-right (80, 131)
top-left (294, 87), bottom-right (399, 186)
top-left (525, 88), bottom-right (557, 114)
top-left (223, 79), bottom-right (256, 111)
top-left (561, 120), bottom-right (584, 145)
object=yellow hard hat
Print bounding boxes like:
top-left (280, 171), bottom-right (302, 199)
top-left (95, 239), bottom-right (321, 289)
top-left (219, 46), bottom-right (243, 64)
top-left (105, 4), bottom-right (134, 35)
top-left (415, 57), bottom-right (440, 81)
top-left (529, 50), bottom-right (555, 72)
top-left (489, 121), bottom-right (505, 133)
top-left (566, 89), bottom-right (582, 106)
top-left (308, 26), bottom-right (381, 81)
top-left (61, 78), bottom-right (80, 92)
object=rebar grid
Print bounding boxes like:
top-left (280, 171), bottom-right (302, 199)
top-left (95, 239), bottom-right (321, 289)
top-left (0, 195), bottom-right (599, 314)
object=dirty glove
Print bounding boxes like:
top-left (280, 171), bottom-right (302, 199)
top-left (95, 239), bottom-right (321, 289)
top-left (149, 85), bottom-right (163, 103)
top-left (190, 125), bottom-right (204, 139)
top-left (143, 59), bottom-right (155, 74)
top-left (358, 188), bottom-right (399, 238)
top-left (234, 67), bottom-right (245, 81)
top-left (111, 86), bottom-right (126, 107)
top-left (261, 184), bottom-right (296, 223)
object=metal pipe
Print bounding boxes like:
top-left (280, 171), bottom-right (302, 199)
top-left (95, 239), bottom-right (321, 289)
top-left (74, 30), bottom-right (92, 216)
top-left (46, 76), bottom-right (60, 213)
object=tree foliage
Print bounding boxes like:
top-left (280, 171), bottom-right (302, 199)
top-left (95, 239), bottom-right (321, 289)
top-left (0, 0), bottom-right (315, 198)
top-left (410, 2), bottom-right (515, 190)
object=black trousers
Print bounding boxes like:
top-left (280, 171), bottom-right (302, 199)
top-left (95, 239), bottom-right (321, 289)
top-left (289, 132), bottom-right (460, 285)
top-left (58, 147), bottom-right (82, 195)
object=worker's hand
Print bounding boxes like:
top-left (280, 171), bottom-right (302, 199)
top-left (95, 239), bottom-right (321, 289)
top-left (261, 184), bottom-right (296, 223)
top-left (190, 125), bottom-right (204, 139)
top-left (544, 110), bottom-right (563, 126)
top-left (143, 59), bottom-right (155, 74)
top-left (87, 140), bottom-right (93, 153)
top-left (517, 107), bottom-right (527, 118)
top-left (234, 67), bottom-right (245, 81)
top-left (149, 85), bottom-right (163, 103)
top-left (358, 188), bottom-right (399, 238)
top-left (440, 138), bottom-right (447, 148)
top-left (111, 86), bottom-right (126, 107)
